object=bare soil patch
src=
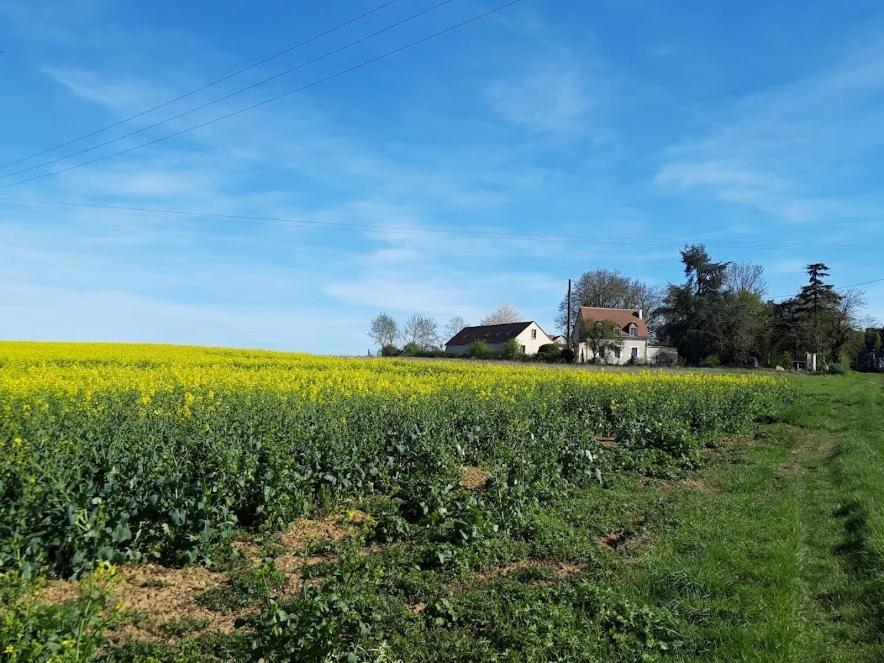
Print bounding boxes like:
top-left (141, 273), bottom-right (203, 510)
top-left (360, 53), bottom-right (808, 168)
top-left (38, 509), bottom-right (370, 643)
top-left (598, 518), bottom-right (647, 552)
top-left (461, 466), bottom-right (489, 492)
top-left (40, 564), bottom-right (235, 643)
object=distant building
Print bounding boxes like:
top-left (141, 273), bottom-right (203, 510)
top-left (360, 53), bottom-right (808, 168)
top-left (572, 307), bottom-right (677, 365)
top-left (445, 321), bottom-right (553, 356)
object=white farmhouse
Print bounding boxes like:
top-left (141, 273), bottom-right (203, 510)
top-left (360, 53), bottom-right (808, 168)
top-left (572, 307), bottom-right (677, 365)
top-left (445, 321), bottom-right (553, 356)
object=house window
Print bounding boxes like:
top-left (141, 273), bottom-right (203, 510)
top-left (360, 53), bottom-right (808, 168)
top-left (597, 348), bottom-right (604, 360)
top-left (631, 347), bottom-right (638, 360)
top-left (628, 324), bottom-right (637, 337)
top-left (614, 347), bottom-right (621, 359)
top-left (530, 329), bottom-right (537, 339)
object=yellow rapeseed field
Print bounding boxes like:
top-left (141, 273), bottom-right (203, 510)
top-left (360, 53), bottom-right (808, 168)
top-left (0, 341), bottom-right (784, 577)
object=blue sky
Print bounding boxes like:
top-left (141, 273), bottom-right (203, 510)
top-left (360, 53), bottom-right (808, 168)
top-left (1, 0), bottom-right (883, 353)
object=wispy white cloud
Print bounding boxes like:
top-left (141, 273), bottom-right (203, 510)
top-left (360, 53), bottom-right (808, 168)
top-left (485, 58), bottom-right (595, 134)
top-left (655, 32), bottom-right (884, 224)
top-left (41, 66), bottom-right (170, 114)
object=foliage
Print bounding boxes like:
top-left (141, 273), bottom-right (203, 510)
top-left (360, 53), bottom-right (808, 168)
top-left (0, 562), bottom-right (117, 662)
top-left (725, 261), bottom-right (767, 297)
top-left (558, 269), bottom-right (662, 336)
top-left (401, 315), bottom-right (440, 351)
top-left (855, 327), bottom-right (884, 372)
top-left (769, 264), bottom-right (864, 366)
top-left (579, 320), bottom-right (624, 364)
top-left (0, 342), bottom-right (784, 579)
top-left (657, 245), bottom-right (785, 366)
top-left (536, 343), bottom-right (562, 362)
top-left (368, 314), bottom-right (398, 351)
top-left (652, 349), bottom-right (678, 367)
top-left (479, 304), bottom-right (522, 326)
top-left (442, 316), bottom-right (467, 343)
top-left (380, 344), bottom-right (400, 357)
top-left (463, 340), bottom-right (492, 358)
top-left (498, 339), bottom-right (521, 360)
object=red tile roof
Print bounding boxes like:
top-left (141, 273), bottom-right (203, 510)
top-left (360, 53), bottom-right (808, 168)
top-left (578, 307), bottom-right (648, 338)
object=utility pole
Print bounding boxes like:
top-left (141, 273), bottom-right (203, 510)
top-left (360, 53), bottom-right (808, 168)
top-left (566, 278), bottom-right (572, 349)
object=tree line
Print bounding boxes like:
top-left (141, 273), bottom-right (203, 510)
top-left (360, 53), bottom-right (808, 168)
top-left (369, 244), bottom-right (876, 369)
top-left (367, 305), bottom-right (522, 356)
top-left (563, 245), bottom-right (870, 368)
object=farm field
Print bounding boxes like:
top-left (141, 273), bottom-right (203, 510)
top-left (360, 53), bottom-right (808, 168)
top-left (1, 343), bottom-right (881, 661)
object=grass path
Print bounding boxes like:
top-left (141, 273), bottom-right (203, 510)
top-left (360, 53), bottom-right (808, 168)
top-left (598, 372), bottom-right (884, 661)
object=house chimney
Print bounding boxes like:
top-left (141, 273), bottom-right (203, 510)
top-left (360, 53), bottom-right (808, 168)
top-left (638, 309), bottom-right (643, 320)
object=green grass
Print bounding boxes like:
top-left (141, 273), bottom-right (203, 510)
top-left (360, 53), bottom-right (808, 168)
top-left (96, 371), bottom-right (884, 660)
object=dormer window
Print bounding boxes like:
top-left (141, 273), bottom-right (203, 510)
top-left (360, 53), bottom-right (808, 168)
top-left (628, 323), bottom-right (637, 337)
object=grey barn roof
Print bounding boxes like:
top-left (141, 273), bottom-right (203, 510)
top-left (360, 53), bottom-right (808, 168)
top-left (445, 321), bottom-right (534, 347)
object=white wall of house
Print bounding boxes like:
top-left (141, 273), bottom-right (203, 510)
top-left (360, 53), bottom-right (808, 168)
top-left (513, 322), bottom-right (554, 355)
top-left (576, 340), bottom-right (679, 365)
top-left (647, 345), bottom-right (678, 364)
top-left (577, 338), bottom-right (647, 365)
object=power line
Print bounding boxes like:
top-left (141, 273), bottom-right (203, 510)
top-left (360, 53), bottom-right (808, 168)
top-left (0, 0), bottom-right (457, 181)
top-left (3, 196), bottom-right (884, 253)
top-left (0, 0), bottom-right (403, 172)
top-left (0, 0), bottom-right (522, 190)
top-left (842, 277), bottom-right (884, 288)
top-left (771, 277), bottom-right (884, 301)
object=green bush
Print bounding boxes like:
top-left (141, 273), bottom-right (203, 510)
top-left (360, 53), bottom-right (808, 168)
top-left (652, 349), bottom-right (678, 367)
top-left (537, 344), bottom-right (563, 362)
top-left (498, 340), bottom-right (522, 360)
top-left (464, 340), bottom-right (492, 359)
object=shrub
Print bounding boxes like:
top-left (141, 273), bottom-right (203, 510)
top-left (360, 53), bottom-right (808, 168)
top-left (465, 340), bottom-right (492, 359)
top-left (381, 344), bottom-right (400, 357)
top-left (402, 342), bottom-right (423, 357)
top-left (536, 344), bottom-right (562, 362)
top-left (498, 340), bottom-right (522, 360)
top-left (823, 362), bottom-right (846, 375)
top-left (652, 349), bottom-right (678, 367)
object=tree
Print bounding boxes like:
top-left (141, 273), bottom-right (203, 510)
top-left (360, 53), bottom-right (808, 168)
top-left (368, 313), bottom-right (398, 350)
top-left (771, 263), bottom-right (865, 364)
top-left (402, 314), bottom-right (440, 350)
top-left (557, 269), bottom-right (662, 336)
top-left (580, 320), bottom-right (624, 364)
top-left (443, 316), bottom-right (467, 342)
top-left (725, 262), bottom-right (767, 297)
top-left (680, 245), bottom-right (729, 296)
top-left (656, 244), bottom-right (763, 366)
top-left (792, 263), bottom-right (843, 360)
top-left (480, 305), bottom-right (521, 326)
